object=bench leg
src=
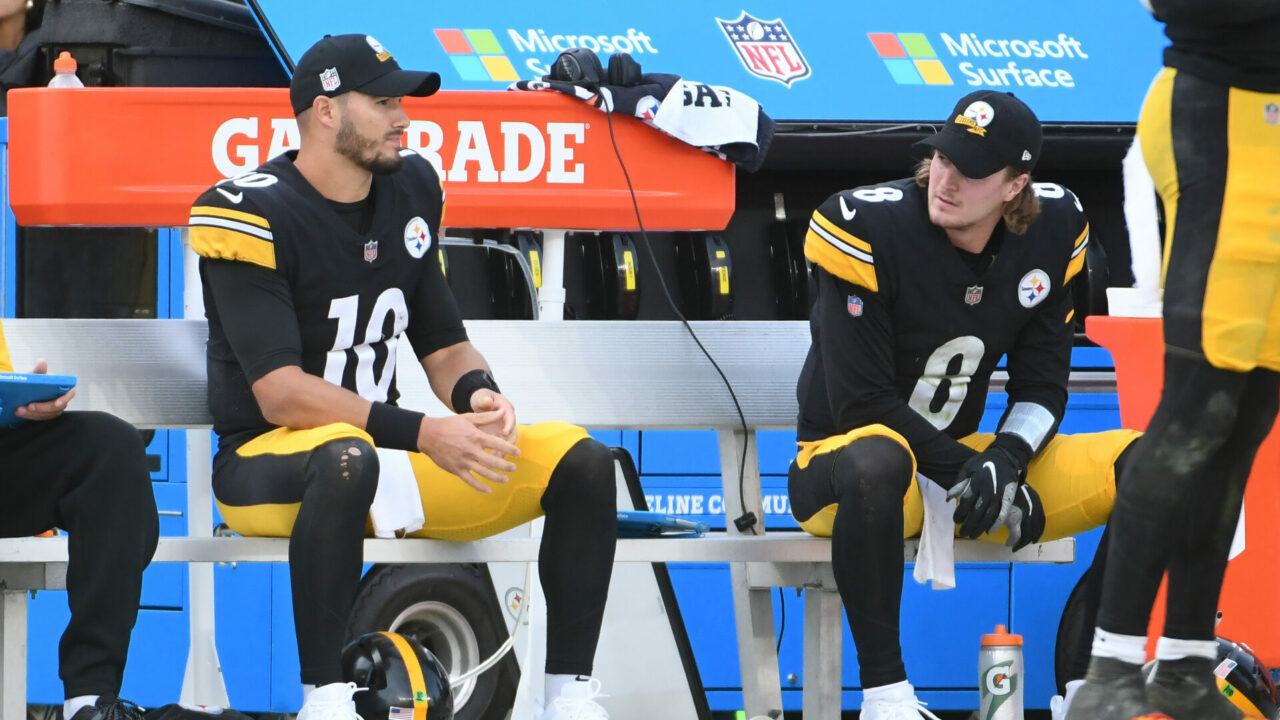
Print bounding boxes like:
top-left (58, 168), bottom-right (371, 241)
top-left (179, 429), bottom-right (230, 708)
top-left (802, 588), bottom-right (842, 720)
top-left (720, 429), bottom-right (783, 719)
top-left (2, 589), bottom-right (27, 720)
top-left (731, 566), bottom-right (784, 718)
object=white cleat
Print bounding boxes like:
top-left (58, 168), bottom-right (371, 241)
top-left (534, 676), bottom-right (610, 720)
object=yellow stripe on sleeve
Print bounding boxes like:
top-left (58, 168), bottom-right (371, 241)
top-left (1073, 223), bottom-right (1089, 249)
top-left (811, 211), bottom-right (872, 255)
top-left (190, 205), bottom-right (271, 229)
top-left (805, 229), bottom-right (878, 292)
top-left (1064, 245), bottom-right (1087, 285)
top-left (190, 226), bottom-right (277, 270)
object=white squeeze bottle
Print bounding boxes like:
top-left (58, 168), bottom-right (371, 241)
top-left (48, 51), bottom-right (84, 88)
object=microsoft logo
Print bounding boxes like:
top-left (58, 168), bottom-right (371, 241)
top-left (868, 33), bottom-right (953, 85)
top-left (434, 29), bottom-right (520, 82)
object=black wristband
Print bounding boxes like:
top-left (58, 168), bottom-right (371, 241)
top-left (988, 432), bottom-right (1034, 479)
top-left (451, 368), bottom-right (501, 413)
top-left (365, 402), bottom-right (425, 452)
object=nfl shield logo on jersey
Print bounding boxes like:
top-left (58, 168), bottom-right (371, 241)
top-left (363, 239), bottom-right (378, 263)
top-left (716, 12), bottom-right (810, 86)
top-left (1266, 103), bottom-right (1280, 127)
top-left (847, 295), bottom-right (863, 317)
top-left (965, 285), bottom-right (984, 306)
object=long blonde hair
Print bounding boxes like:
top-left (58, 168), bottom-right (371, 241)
top-left (914, 158), bottom-right (1040, 235)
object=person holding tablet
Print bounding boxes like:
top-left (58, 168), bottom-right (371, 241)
top-left (0, 319), bottom-right (158, 720)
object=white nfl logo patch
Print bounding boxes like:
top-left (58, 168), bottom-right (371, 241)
top-left (320, 67), bottom-right (341, 92)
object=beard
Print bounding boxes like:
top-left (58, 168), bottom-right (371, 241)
top-left (336, 119), bottom-right (403, 175)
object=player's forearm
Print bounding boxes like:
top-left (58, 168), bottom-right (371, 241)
top-left (252, 365), bottom-right (373, 431)
top-left (421, 341), bottom-right (494, 412)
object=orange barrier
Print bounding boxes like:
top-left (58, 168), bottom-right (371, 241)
top-left (1086, 315), bottom-right (1280, 668)
top-left (7, 87), bottom-right (734, 231)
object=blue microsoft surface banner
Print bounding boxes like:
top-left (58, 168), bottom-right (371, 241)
top-left (248, 1), bottom-right (1166, 123)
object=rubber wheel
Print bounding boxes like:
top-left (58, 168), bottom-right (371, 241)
top-left (346, 563), bottom-right (519, 720)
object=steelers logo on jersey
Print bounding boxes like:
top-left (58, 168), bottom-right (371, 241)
top-left (404, 216), bottom-right (432, 259)
top-left (1018, 269), bottom-right (1051, 308)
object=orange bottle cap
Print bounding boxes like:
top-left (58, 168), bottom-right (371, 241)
top-left (53, 51), bottom-right (77, 72)
top-left (981, 624), bottom-right (1024, 646)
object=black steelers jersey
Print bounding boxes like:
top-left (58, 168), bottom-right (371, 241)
top-left (797, 177), bottom-right (1089, 485)
top-left (190, 149), bottom-right (465, 441)
top-left (1151, 0), bottom-right (1280, 92)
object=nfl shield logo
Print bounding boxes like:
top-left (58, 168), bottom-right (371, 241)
top-left (847, 295), bottom-right (863, 317)
top-left (1266, 103), bottom-right (1280, 127)
top-left (716, 12), bottom-right (811, 87)
top-left (320, 67), bottom-right (341, 92)
top-left (965, 285), bottom-right (983, 305)
top-left (363, 239), bottom-right (378, 263)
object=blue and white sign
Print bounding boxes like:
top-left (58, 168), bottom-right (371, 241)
top-left (247, 1), bottom-right (1167, 123)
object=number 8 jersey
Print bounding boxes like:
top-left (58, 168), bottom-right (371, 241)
top-left (796, 177), bottom-right (1090, 484)
top-left (189, 149), bottom-right (465, 445)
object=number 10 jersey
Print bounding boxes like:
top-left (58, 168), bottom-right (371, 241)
top-left (189, 150), bottom-right (465, 444)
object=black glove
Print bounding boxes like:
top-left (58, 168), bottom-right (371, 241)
top-left (946, 434), bottom-right (1031, 539)
top-left (1003, 483), bottom-right (1046, 551)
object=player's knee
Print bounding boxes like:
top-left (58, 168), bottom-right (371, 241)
top-left (542, 438), bottom-right (616, 514)
top-left (831, 436), bottom-right (914, 510)
top-left (310, 437), bottom-right (379, 505)
top-left (73, 410), bottom-right (150, 482)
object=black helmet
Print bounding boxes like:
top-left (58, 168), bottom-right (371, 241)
top-left (1216, 637), bottom-right (1279, 720)
top-left (342, 631), bottom-right (454, 720)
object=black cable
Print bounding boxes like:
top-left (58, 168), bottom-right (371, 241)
top-left (601, 106), bottom-right (758, 534)
top-left (775, 586), bottom-right (786, 655)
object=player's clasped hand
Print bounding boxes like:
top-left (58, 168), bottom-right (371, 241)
top-left (1002, 483), bottom-right (1046, 551)
top-left (947, 443), bottom-right (1025, 538)
top-left (419, 411), bottom-right (521, 493)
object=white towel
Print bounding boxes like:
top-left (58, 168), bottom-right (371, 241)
top-left (369, 448), bottom-right (426, 538)
top-left (912, 473), bottom-right (957, 590)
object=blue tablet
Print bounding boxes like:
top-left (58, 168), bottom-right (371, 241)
top-left (0, 372), bottom-right (77, 428)
top-left (616, 510), bottom-right (709, 538)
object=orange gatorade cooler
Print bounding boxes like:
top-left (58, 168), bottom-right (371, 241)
top-left (1086, 315), bottom-right (1280, 668)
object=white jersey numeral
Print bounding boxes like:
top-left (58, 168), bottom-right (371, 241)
top-left (322, 289), bottom-right (410, 402)
top-left (851, 186), bottom-right (904, 203)
top-left (907, 335), bottom-right (986, 430)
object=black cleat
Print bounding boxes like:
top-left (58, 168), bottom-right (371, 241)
top-left (69, 696), bottom-right (147, 720)
top-left (1146, 657), bottom-right (1248, 720)
top-left (1066, 656), bottom-right (1172, 720)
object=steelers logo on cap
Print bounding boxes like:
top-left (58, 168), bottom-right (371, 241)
top-left (964, 101), bottom-right (995, 127)
top-left (366, 35), bottom-right (392, 62)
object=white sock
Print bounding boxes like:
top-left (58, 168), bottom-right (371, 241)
top-left (1155, 636), bottom-right (1218, 661)
top-left (64, 695), bottom-right (99, 719)
top-left (545, 673), bottom-right (587, 700)
top-left (1091, 628), bottom-right (1148, 665)
top-left (301, 684), bottom-right (316, 703)
top-left (862, 679), bottom-right (912, 703)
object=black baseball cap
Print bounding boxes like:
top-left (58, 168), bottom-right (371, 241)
top-left (913, 90), bottom-right (1042, 179)
top-left (289, 34), bottom-right (441, 115)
